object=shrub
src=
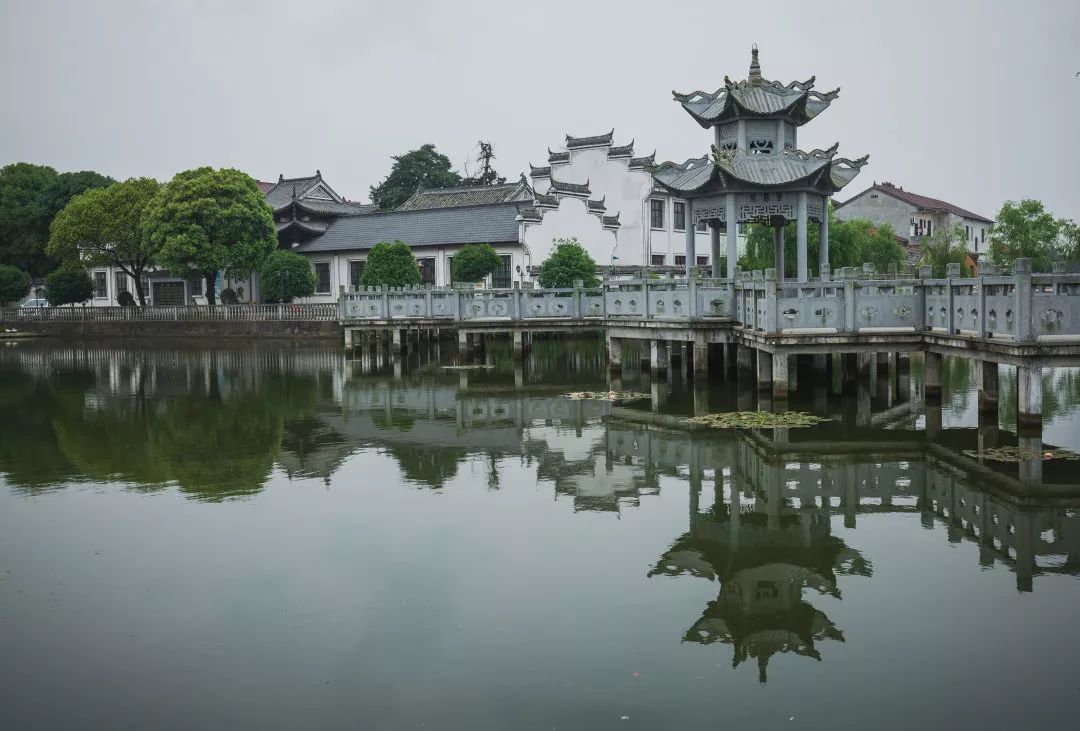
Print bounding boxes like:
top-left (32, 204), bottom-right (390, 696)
top-left (452, 243), bottom-right (501, 283)
top-left (0, 264), bottom-right (31, 305)
top-left (117, 290), bottom-right (136, 307)
top-left (260, 250), bottom-right (316, 303)
top-left (360, 241), bottom-right (422, 288)
top-left (219, 287), bottom-right (238, 305)
top-left (537, 238), bottom-right (599, 288)
top-left (44, 264), bottom-right (94, 306)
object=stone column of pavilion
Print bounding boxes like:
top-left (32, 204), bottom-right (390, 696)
top-left (653, 46), bottom-right (868, 397)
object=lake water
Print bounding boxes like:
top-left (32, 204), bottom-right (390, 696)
top-left (1, 337), bottom-right (1078, 730)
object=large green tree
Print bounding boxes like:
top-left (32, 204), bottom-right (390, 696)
top-left (142, 167), bottom-right (276, 304)
top-left (370, 144), bottom-right (461, 210)
top-left (0, 163), bottom-right (113, 276)
top-left (538, 237), bottom-right (599, 288)
top-left (260, 250), bottom-right (316, 302)
top-left (452, 243), bottom-right (501, 283)
top-left (360, 241), bottom-right (422, 287)
top-left (47, 177), bottom-right (162, 305)
top-left (740, 208), bottom-right (905, 276)
top-left (987, 199), bottom-right (1080, 272)
top-left (0, 264), bottom-right (31, 305)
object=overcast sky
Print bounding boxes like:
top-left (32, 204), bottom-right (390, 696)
top-left (2, 0), bottom-right (1078, 221)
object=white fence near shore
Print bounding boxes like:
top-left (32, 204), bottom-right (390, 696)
top-left (0, 303), bottom-right (340, 323)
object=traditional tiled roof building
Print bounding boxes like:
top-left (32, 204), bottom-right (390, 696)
top-left (654, 46), bottom-right (868, 280)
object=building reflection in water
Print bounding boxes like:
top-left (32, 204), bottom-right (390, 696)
top-left (1, 341), bottom-right (1078, 607)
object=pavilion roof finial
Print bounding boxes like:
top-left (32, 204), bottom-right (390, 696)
top-left (748, 44), bottom-right (762, 86)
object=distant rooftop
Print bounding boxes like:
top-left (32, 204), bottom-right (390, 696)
top-left (837, 182), bottom-right (992, 223)
top-left (397, 180), bottom-right (531, 211)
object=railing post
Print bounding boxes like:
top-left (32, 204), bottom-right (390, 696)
top-left (945, 276), bottom-right (956, 335)
top-left (843, 278), bottom-right (855, 332)
top-left (764, 267), bottom-right (778, 333)
top-left (425, 285), bottom-right (433, 318)
top-left (977, 272), bottom-right (987, 338)
top-left (918, 265), bottom-right (932, 330)
top-left (642, 274), bottom-right (650, 319)
top-left (572, 279), bottom-right (582, 319)
top-left (455, 287), bottom-right (463, 321)
top-left (338, 285), bottom-right (346, 319)
top-left (688, 266), bottom-right (698, 319)
top-left (382, 285), bottom-right (390, 319)
top-left (1015, 257), bottom-right (1033, 343)
top-left (511, 282), bottom-right (520, 320)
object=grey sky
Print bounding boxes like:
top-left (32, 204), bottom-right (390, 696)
top-left (2, 0), bottom-right (1078, 222)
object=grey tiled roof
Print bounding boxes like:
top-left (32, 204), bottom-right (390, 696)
top-left (529, 164), bottom-right (551, 178)
top-left (653, 146), bottom-right (868, 195)
top-left (397, 181), bottom-right (531, 210)
top-left (607, 142), bottom-right (634, 158)
top-left (629, 152), bottom-right (656, 170)
top-left (277, 219), bottom-right (329, 234)
top-left (602, 214), bottom-right (620, 229)
top-left (587, 197), bottom-right (606, 213)
top-left (519, 207), bottom-right (543, 222)
top-left (548, 176), bottom-right (590, 197)
top-left (673, 79), bottom-right (838, 128)
top-left (534, 192), bottom-right (559, 208)
top-left (837, 183), bottom-right (991, 223)
top-left (566, 130), bottom-right (614, 149)
top-left (296, 199), bottom-right (377, 216)
top-left (294, 202), bottom-right (522, 253)
top-left (548, 149), bottom-right (570, 164)
top-left (265, 176), bottom-right (320, 209)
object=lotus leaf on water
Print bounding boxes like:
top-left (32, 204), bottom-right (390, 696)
top-left (685, 411), bottom-right (830, 429)
top-left (962, 446), bottom-right (1080, 463)
top-left (564, 391), bottom-right (649, 403)
top-left (440, 364), bottom-right (496, 370)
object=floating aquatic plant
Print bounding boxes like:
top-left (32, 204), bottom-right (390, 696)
top-left (440, 364), bottom-right (496, 370)
top-left (685, 411), bottom-right (830, 429)
top-left (564, 391), bottom-right (649, 403)
top-left (962, 446), bottom-right (1080, 463)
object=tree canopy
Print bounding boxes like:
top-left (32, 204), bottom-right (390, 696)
top-left (987, 199), bottom-right (1080, 272)
top-left (48, 177), bottom-right (161, 305)
top-left (461, 142), bottom-right (506, 186)
top-left (0, 264), bottom-right (31, 305)
top-left (370, 144), bottom-right (461, 210)
top-left (360, 241), bottom-right (422, 287)
top-left (44, 264), bottom-right (94, 306)
top-left (142, 167), bottom-right (276, 304)
top-left (452, 243), bottom-right (501, 283)
top-left (261, 250), bottom-right (316, 302)
top-left (920, 225), bottom-right (973, 277)
top-left (538, 238), bottom-right (599, 288)
top-left (0, 163), bottom-right (114, 276)
top-left (740, 208), bottom-right (905, 276)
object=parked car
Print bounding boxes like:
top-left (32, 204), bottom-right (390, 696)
top-left (19, 298), bottom-right (50, 308)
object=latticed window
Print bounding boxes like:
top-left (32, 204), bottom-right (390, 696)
top-left (418, 258), bottom-right (436, 286)
top-left (651, 254), bottom-right (666, 265)
top-left (93, 271), bottom-right (107, 298)
top-left (650, 199), bottom-right (665, 229)
top-left (115, 272), bottom-right (128, 295)
top-left (673, 202), bottom-right (686, 231)
top-left (349, 260), bottom-right (364, 290)
top-left (493, 255), bottom-right (512, 288)
top-left (749, 138), bottom-right (774, 155)
top-left (313, 262), bottom-right (331, 294)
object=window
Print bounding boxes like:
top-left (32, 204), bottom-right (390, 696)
top-left (696, 220), bottom-right (707, 232)
top-left (748, 138), bottom-right (774, 155)
top-left (650, 199), bottom-right (665, 229)
top-left (93, 271), bottom-right (107, 299)
top-left (189, 276), bottom-right (203, 296)
top-left (349, 260), bottom-right (364, 290)
top-left (492, 255), bottom-right (512, 288)
top-left (115, 272), bottom-right (128, 295)
top-left (926, 219), bottom-right (932, 237)
top-left (674, 255), bottom-right (686, 266)
top-left (696, 256), bottom-right (709, 267)
top-left (418, 257), bottom-right (435, 286)
top-left (313, 262), bottom-right (331, 294)
top-left (447, 256), bottom-right (454, 285)
top-left (651, 254), bottom-right (666, 266)
top-left (673, 201), bottom-right (686, 231)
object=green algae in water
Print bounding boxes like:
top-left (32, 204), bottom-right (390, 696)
top-left (962, 446), bottom-right (1080, 463)
top-left (564, 391), bottom-right (650, 403)
top-left (686, 411), bottom-right (830, 429)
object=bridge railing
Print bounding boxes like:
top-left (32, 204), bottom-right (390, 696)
top-left (338, 259), bottom-right (1080, 342)
top-left (1, 303), bottom-right (340, 322)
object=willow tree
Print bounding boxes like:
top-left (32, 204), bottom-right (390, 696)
top-left (142, 168), bottom-right (276, 304)
top-left (48, 177), bottom-right (161, 305)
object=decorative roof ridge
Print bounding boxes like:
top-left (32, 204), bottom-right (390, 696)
top-left (421, 181), bottom-right (523, 194)
top-left (534, 192), bottom-right (559, 208)
top-left (785, 142), bottom-right (841, 162)
top-left (831, 154), bottom-right (870, 169)
top-left (547, 175), bottom-right (591, 197)
top-left (587, 196), bottom-right (607, 212)
top-left (518, 206), bottom-right (544, 222)
top-left (655, 155), bottom-right (711, 173)
top-left (607, 140), bottom-right (635, 158)
top-left (565, 129), bottom-right (615, 149)
top-left (602, 213), bottom-right (621, 228)
top-left (548, 147), bottom-right (570, 164)
top-left (529, 164), bottom-right (552, 177)
top-left (629, 151), bottom-right (657, 170)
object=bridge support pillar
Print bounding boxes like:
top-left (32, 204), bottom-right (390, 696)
top-left (457, 329), bottom-right (469, 354)
top-left (1017, 365), bottom-right (1042, 427)
top-left (514, 361), bottom-right (525, 389)
top-left (693, 341), bottom-right (709, 378)
top-left (391, 328), bottom-right (403, 355)
top-left (693, 378), bottom-right (709, 415)
top-left (512, 330), bottom-right (524, 359)
top-left (343, 328), bottom-right (354, 348)
top-left (925, 398), bottom-right (942, 440)
top-left (924, 352), bottom-right (942, 399)
top-left (977, 360), bottom-right (999, 414)
top-left (772, 353), bottom-right (789, 400)
top-left (606, 336), bottom-right (623, 373)
top-left (737, 345), bottom-right (753, 375)
top-left (813, 354), bottom-right (827, 374)
top-left (756, 350), bottom-right (773, 393)
top-left (876, 351), bottom-right (890, 376)
top-left (650, 340), bottom-right (669, 377)
top-left (856, 380), bottom-right (871, 427)
top-left (856, 352), bottom-right (873, 380)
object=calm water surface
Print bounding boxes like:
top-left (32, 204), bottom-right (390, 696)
top-left (0, 338), bottom-right (1078, 730)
